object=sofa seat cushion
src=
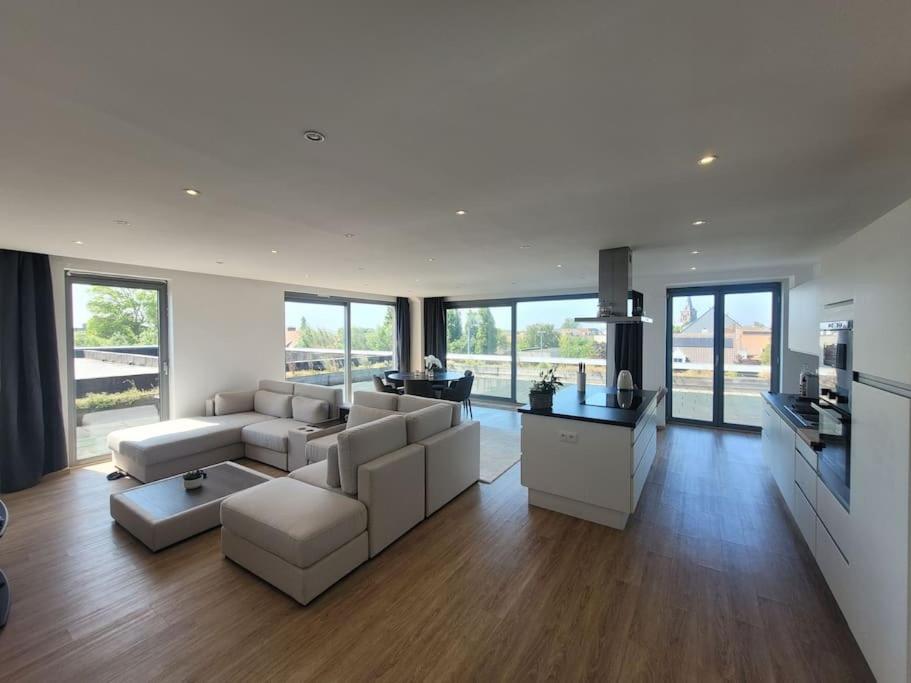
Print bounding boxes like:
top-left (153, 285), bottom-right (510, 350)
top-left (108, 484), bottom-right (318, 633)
top-left (396, 394), bottom-right (462, 427)
top-left (292, 396), bottom-right (329, 423)
top-left (305, 433), bottom-right (338, 464)
top-left (289, 461), bottom-right (352, 497)
top-left (221, 478), bottom-right (366, 568)
top-left (107, 412), bottom-right (273, 465)
top-left (241, 418), bottom-right (300, 453)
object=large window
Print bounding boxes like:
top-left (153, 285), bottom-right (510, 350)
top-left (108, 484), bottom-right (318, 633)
top-left (446, 305), bottom-right (513, 399)
top-left (667, 283), bottom-right (781, 429)
top-left (444, 295), bottom-right (600, 402)
top-left (284, 295), bottom-right (395, 400)
top-left (66, 274), bottom-right (169, 463)
top-left (516, 298), bottom-right (603, 395)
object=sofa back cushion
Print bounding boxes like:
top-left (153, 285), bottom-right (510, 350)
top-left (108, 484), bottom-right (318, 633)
top-left (337, 415), bottom-right (407, 495)
top-left (405, 404), bottom-right (453, 443)
top-left (258, 379), bottom-right (295, 395)
top-left (353, 390), bottom-right (399, 411)
top-left (347, 404), bottom-right (397, 428)
top-left (396, 394), bottom-right (462, 427)
top-left (293, 383), bottom-right (342, 418)
top-left (254, 390), bottom-right (293, 418)
top-left (292, 396), bottom-right (330, 423)
top-left (214, 390), bottom-right (255, 415)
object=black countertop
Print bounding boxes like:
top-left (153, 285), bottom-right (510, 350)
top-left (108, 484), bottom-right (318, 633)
top-left (518, 387), bottom-right (661, 428)
top-left (762, 392), bottom-right (822, 449)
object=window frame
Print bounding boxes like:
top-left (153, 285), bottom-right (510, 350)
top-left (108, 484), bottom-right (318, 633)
top-left (283, 292), bottom-right (396, 401)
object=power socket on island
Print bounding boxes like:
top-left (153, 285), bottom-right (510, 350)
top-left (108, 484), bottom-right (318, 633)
top-left (559, 431), bottom-right (578, 444)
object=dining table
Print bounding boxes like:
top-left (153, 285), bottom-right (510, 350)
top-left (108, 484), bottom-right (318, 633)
top-left (386, 370), bottom-right (464, 386)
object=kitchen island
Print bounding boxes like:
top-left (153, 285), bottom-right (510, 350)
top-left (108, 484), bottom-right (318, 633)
top-left (518, 387), bottom-right (661, 529)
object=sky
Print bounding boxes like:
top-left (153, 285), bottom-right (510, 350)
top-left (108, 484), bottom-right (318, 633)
top-left (450, 298), bottom-right (600, 330)
top-left (284, 300), bottom-right (390, 330)
top-left (672, 292), bottom-right (773, 327)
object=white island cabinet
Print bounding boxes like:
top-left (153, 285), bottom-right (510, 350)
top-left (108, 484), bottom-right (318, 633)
top-left (519, 388), bottom-right (659, 530)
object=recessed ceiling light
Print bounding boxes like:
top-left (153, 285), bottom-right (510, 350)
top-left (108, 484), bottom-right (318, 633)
top-left (183, 188), bottom-right (201, 197)
top-left (691, 250), bottom-right (700, 255)
top-left (73, 240), bottom-right (84, 245)
top-left (691, 219), bottom-right (707, 226)
top-left (215, 259), bottom-right (224, 264)
top-left (357, 267), bottom-right (365, 271)
top-left (690, 266), bottom-right (697, 270)
top-left (520, 244), bottom-right (532, 249)
top-left (302, 130), bottom-right (326, 142)
top-left (344, 233), bottom-right (355, 238)
top-left (113, 219), bottom-right (130, 225)
top-left (456, 209), bottom-right (466, 216)
top-left (698, 154), bottom-right (718, 166)
top-left (427, 257), bottom-right (434, 262)
top-left (271, 249), bottom-right (278, 254)
top-left (556, 264), bottom-right (563, 268)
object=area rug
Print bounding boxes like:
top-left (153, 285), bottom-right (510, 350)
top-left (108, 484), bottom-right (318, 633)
top-left (479, 424), bottom-right (521, 483)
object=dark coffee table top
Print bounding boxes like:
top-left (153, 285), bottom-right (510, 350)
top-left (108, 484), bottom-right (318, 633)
top-left (114, 462), bottom-right (268, 521)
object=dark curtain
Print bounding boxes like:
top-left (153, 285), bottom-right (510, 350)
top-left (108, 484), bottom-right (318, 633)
top-left (394, 297), bottom-right (411, 372)
top-left (0, 250), bottom-right (68, 493)
top-left (614, 322), bottom-right (643, 389)
top-left (422, 297), bottom-right (447, 368)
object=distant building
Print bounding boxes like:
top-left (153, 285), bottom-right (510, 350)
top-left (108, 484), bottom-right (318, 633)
top-left (285, 327), bottom-right (300, 347)
top-left (673, 308), bottom-right (771, 365)
top-left (679, 296), bottom-right (697, 326)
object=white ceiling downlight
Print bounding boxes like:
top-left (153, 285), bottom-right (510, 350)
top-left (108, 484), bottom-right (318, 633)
top-left (302, 130), bottom-right (326, 142)
top-left (691, 219), bottom-right (707, 226)
top-left (698, 154), bottom-right (718, 166)
top-left (183, 188), bottom-right (200, 197)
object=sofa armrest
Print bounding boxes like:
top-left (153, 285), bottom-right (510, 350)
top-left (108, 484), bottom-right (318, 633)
top-left (205, 398), bottom-right (215, 417)
top-left (287, 422), bottom-right (347, 471)
top-left (420, 420), bottom-right (481, 517)
top-left (357, 443), bottom-right (425, 557)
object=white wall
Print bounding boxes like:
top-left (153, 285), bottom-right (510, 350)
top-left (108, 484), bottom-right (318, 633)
top-left (634, 264), bottom-right (818, 397)
top-left (819, 196), bottom-right (911, 384)
top-left (50, 255), bottom-right (395, 457)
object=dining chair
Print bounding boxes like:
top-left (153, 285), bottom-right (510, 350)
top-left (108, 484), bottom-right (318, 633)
top-left (383, 370), bottom-right (405, 390)
top-left (373, 375), bottom-right (400, 394)
top-left (442, 374), bottom-right (474, 417)
top-left (404, 379), bottom-right (440, 399)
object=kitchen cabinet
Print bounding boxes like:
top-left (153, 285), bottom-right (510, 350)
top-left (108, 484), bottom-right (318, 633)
top-left (761, 399), bottom-right (795, 515)
top-left (787, 280), bottom-right (818, 355)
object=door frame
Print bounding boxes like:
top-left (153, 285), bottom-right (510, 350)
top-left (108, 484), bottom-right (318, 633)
top-left (65, 271), bottom-right (170, 466)
top-left (665, 282), bottom-right (781, 431)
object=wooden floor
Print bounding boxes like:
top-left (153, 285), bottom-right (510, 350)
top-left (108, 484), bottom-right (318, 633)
top-left (0, 425), bottom-right (873, 681)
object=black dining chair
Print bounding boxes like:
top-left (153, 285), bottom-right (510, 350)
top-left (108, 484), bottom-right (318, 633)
top-left (404, 379), bottom-right (440, 399)
top-left (384, 370), bottom-right (405, 390)
top-left (373, 375), bottom-right (400, 394)
top-left (442, 374), bottom-right (475, 417)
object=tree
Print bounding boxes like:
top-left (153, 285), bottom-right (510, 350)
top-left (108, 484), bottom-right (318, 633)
top-left (447, 311), bottom-right (462, 342)
top-left (559, 333), bottom-right (595, 358)
top-left (759, 343), bottom-right (771, 365)
top-left (561, 318), bottom-right (579, 330)
top-left (520, 323), bottom-right (559, 350)
top-left (295, 316), bottom-right (341, 349)
top-left (76, 286), bottom-right (159, 347)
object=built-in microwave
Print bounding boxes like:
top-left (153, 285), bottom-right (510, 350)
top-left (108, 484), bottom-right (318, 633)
top-left (819, 320), bottom-right (852, 409)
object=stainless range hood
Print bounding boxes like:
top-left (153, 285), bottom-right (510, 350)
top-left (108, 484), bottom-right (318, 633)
top-left (575, 247), bottom-right (652, 324)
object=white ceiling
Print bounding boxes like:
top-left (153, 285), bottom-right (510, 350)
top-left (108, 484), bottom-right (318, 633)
top-left (2, 1), bottom-right (911, 297)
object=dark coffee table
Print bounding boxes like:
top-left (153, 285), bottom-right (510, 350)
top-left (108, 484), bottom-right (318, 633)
top-left (110, 462), bottom-right (271, 551)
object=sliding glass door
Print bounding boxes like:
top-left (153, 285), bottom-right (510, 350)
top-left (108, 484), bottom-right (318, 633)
top-left (284, 295), bottom-right (395, 400)
top-left (666, 283), bottom-right (780, 429)
top-left (66, 273), bottom-right (169, 463)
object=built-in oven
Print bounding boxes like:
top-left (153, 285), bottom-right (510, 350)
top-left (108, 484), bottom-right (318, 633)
top-left (816, 320), bottom-right (852, 509)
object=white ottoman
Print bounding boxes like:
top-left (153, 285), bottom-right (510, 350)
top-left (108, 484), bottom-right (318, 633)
top-left (220, 478), bottom-right (368, 605)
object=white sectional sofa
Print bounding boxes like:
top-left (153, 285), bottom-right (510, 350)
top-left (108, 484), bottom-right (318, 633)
top-left (107, 380), bottom-right (343, 482)
top-left (222, 403), bottom-right (481, 604)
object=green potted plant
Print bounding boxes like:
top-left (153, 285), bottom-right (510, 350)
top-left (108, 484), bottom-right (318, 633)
top-left (528, 366), bottom-right (563, 410)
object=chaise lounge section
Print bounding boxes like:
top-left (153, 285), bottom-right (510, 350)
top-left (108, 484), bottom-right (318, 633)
top-left (107, 380), bottom-right (343, 482)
